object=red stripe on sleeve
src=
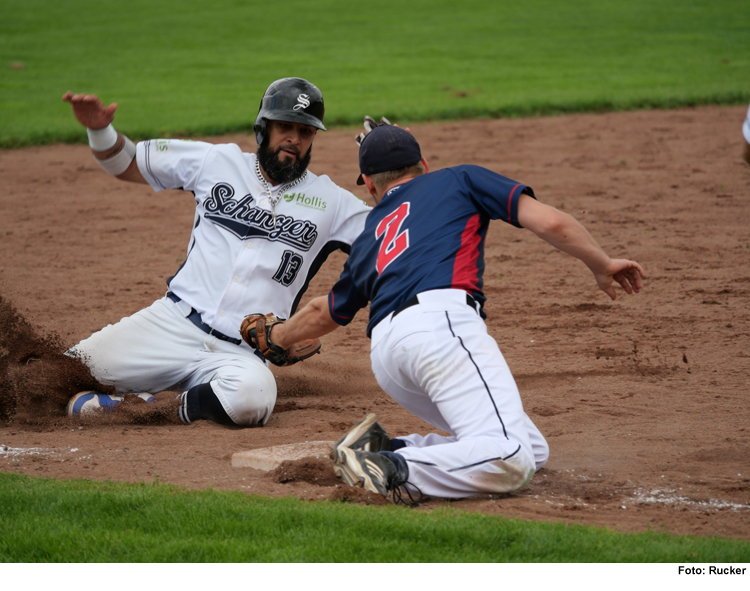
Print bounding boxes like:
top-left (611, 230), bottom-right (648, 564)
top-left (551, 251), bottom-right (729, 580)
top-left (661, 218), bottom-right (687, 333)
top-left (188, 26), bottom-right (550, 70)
top-left (508, 184), bottom-right (520, 222)
top-left (451, 214), bottom-right (482, 293)
top-left (328, 291), bottom-right (353, 321)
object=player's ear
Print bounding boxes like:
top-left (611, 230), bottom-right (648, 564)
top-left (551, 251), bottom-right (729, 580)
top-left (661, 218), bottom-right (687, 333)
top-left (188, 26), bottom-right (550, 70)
top-left (421, 157), bottom-right (429, 174)
top-left (362, 175), bottom-right (378, 197)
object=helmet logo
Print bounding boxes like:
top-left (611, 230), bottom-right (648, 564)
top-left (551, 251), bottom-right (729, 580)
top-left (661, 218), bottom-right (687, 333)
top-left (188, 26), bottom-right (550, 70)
top-left (293, 94), bottom-right (311, 111)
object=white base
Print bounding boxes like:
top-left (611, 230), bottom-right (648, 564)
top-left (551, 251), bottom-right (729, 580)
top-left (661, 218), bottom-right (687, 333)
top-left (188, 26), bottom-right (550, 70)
top-left (231, 440), bottom-right (335, 471)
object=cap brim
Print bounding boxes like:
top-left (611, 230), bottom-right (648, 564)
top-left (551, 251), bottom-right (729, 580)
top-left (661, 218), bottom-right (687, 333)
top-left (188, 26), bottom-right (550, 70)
top-left (356, 174), bottom-right (365, 185)
top-left (265, 113), bottom-right (326, 131)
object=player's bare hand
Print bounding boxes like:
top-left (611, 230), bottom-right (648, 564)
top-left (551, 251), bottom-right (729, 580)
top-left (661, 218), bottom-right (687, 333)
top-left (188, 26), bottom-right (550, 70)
top-left (62, 91), bottom-right (118, 130)
top-left (596, 259), bottom-right (645, 301)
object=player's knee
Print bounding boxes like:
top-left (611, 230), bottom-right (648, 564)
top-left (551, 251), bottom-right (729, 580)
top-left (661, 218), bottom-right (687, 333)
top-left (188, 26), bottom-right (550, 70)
top-left (215, 370), bottom-right (277, 427)
top-left (534, 442), bottom-right (550, 471)
top-left (231, 389), bottom-right (277, 426)
top-left (485, 449), bottom-right (537, 494)
top-left (511, 464), bottom-right (536, 492)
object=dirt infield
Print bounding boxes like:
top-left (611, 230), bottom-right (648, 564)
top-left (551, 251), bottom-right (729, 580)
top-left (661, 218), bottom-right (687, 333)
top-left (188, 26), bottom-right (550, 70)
top-left (1, 106), bottom-right (749, 541)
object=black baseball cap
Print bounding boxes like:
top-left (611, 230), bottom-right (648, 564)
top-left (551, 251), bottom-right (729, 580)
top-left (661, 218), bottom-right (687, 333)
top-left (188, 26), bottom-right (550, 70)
top-left (357, 125), bottom-right (422, 185)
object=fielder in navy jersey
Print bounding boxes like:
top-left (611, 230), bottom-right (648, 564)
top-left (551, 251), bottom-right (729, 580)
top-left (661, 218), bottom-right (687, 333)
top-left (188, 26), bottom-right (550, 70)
top-left (267, 124), bottom-right (645, 501)
top-left (330, 164), bottom-right (531, 336)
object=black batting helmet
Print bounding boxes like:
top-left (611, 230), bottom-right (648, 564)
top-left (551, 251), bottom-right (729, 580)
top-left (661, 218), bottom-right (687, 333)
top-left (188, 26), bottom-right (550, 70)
top-left (254, 77), bottom-right (326, 145)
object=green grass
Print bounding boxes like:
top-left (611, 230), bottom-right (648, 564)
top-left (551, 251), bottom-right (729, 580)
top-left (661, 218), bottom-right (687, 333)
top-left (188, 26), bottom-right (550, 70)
top-left (0, 473), bottom-right (748, 562)
top-left (1, 0), bottom-right (749, 147)
top-left (2, 2), bottom-right (750, 562)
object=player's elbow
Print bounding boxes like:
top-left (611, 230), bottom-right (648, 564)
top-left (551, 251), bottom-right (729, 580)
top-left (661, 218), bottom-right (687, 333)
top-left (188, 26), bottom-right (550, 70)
top-left (531, 209), bottom-right (571, 242)
top-left (518, 197), bottom-right (574, 241)
top-left (312, 297), bottom-right (339, 333)
top-left (318, 310), bottom-right (340, 334)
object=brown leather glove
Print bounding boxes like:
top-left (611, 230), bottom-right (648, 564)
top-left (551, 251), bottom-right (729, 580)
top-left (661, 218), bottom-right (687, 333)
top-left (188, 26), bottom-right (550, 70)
top-left (240, 314), bottom-right (321, 367)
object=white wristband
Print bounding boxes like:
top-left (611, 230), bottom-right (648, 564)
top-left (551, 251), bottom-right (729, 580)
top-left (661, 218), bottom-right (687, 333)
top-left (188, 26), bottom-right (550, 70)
top-left (95, 135), bottom-right (137, 176)
top-left (87, 124), bottom-right (118, 151)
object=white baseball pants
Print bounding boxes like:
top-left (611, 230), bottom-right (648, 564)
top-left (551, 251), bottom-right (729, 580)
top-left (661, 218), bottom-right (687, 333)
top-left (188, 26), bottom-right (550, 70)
top-left (370, 289), bottom-right (549, 499)
top-left (68, 296), bottom-right (276, 425)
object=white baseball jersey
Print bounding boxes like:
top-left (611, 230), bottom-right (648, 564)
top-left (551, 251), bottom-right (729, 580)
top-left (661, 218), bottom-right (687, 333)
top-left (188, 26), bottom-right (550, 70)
top-left (135, 139), bottom-right (370, 338)
top-left (743, 103), bottom-right (750, 144)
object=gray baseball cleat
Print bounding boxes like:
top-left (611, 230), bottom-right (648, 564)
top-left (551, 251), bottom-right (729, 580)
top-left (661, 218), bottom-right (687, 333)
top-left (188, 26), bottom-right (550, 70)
top-left (331, 412), bottom-right (392, 458)
top-left (333, 447), bottom-right (406, 496)
top-left (66, 391), bottom-right (155, 416)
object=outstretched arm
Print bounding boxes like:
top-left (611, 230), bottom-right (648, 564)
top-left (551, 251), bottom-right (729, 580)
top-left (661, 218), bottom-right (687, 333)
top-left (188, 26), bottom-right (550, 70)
top-left (62, 92), bottom-right (145, 183)
top-left (517, 194), bottom-right (645, 300)
top-left (270, 295), bottom-right (340, 349)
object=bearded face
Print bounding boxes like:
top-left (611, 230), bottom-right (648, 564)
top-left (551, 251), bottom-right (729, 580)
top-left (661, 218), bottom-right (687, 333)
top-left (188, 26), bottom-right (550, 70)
top-left (257, 139), bottom-right (312, 184)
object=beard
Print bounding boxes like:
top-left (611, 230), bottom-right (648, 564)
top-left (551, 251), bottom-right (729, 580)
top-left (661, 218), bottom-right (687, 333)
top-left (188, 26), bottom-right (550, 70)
top-left (257, 141), bottom-right (312, 184)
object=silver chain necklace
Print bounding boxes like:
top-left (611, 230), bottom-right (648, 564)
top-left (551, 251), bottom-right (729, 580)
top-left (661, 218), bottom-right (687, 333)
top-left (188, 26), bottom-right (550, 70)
top-left (255, 158), bottom-right (308, 225)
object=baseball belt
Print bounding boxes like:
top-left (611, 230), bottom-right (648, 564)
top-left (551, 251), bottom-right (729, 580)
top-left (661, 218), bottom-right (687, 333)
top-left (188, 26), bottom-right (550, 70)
top-left (167, 293), bottom-right (263, 361)
top-left (391, 292), bottom-right (479, 319)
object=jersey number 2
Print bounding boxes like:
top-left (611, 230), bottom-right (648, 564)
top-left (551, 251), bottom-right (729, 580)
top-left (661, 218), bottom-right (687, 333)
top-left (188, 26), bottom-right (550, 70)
top-left (375, 202), bottom-right (410, 275)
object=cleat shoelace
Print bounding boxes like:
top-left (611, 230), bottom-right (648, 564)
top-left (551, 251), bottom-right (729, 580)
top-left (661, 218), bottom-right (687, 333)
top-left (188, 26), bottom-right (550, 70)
top-left (390, 482), bottom-right (424, 507)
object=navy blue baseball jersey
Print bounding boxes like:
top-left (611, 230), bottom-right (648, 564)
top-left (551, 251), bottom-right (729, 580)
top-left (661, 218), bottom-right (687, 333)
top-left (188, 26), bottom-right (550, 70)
top-left (328, 164), bottom-right (534, 336)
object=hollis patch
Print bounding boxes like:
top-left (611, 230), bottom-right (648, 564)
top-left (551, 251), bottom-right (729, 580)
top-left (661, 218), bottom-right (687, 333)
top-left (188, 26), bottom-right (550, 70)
top-left (284, 192), bottom-right (326, 211)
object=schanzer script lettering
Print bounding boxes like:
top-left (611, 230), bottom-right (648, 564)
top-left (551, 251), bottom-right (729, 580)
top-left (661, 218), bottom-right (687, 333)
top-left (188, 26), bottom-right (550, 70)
top-left (204, 182), bottom-right (318, 251)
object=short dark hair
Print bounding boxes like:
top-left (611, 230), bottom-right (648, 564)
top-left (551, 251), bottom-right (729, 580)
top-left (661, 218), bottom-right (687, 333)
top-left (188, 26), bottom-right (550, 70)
top-left (369, 161), bottom-right (425, 193)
